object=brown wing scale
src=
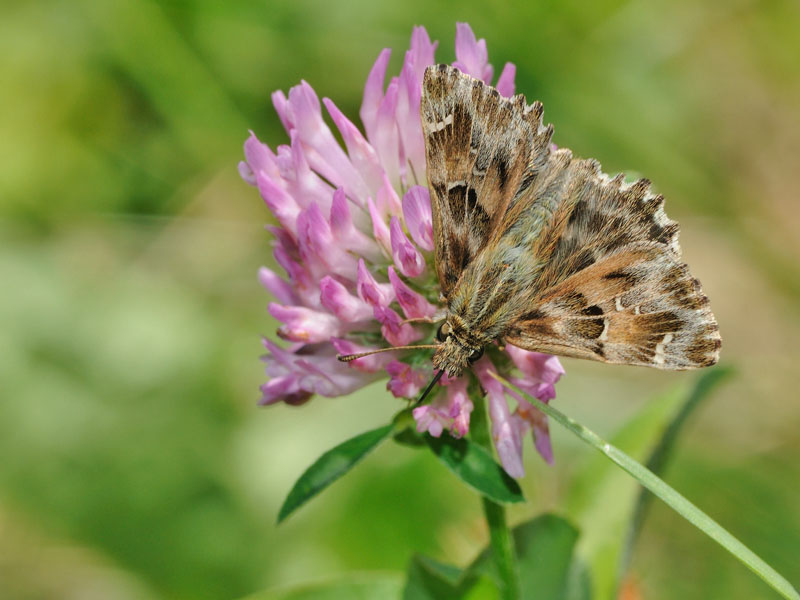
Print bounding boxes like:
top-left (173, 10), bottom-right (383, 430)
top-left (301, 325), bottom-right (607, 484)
top-left (421, 64), bottom-right (552, 299)
top-left (504, 243), bottom-right (720, 369)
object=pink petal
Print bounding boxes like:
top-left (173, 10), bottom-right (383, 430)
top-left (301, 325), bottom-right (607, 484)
top-left (506, 344), bottom-right (565, 385)
top-left (356, 258), bottom-right (395, 308)
top-left (319, 276), bottom-right (373, 322)
top-left (241, 131), bottom-right (280, 185)
top-left (533, 422), bottom-right (554, 465)
top-left (408, 26), bottom-right (438, 82)
top-left (396, 52), bottom-right (425, 184)
top-left (296, 203), bottom-right (357, 278)
top-left (390, 217), bottom-right (426, 278)
top-left (412, 404), bottom-right (448, 438)
top-left (495, 63), bottom-right (516, 97)
top-left (258, 266), bottom-right (298, 305)
top-left (267, 225), bottom-right (299, 256)
top-left (474, 357), bottom-right (525, 478)
top-left (274, 144), bottom-right (294, 178)
top-left (453, 23), bottom-right (493, 83)
top-left (288, 131), bottom-right (336, 214)
top-left (273, 245), bottom-right (317, 307)
top-left (270, 133), bottom-right (335, 213)
top-left (396, 26), bottom-right (437, 183)
top-left (388, 267), bottom-right (437, 319)
top-left (271, 90), bottom-right (294, 133)
top-left (259, 374), bottom-right (312, 406)
top-left (288, 81), bottom-right (371, 204)
top-left (386, 360), bottom-right (430, 398)
top-left (328, 187), bottom-right (354, 235)
top-left (324, 98), bottom-right (385, 200)
top-left (402, 186), bottom-right (434, 251)
top-left (239, 161), bottom-right (256, 186)
top-left (360, 48), bottom-right (391, 144)
top-left (329, 188), bottom-right (382, 262)
top-left (268, 303), bottom-right (343, 343)
top-left (376, 174), bottom-right (403, 218)
top-left (515, 399), bottom-right (554, 465)
top-left (264, 340), bottom-right (379, 398)
top-left (373, 305), bottom-right (422, 346)
top-left (367, 197), bottom-right (392, 251)
top-left (260, 338), bottom-right (301, 374)
top-left (295, 355), bottom-right (378, 397)
top-left (446, 378), bottom-right (473, 438)
top-left (372, 77), bottom-right (402, 186)
top-left (330, 337), bottom-right (393, 372)
top-left (256, 171), bottom-right (300, 234)
top-left (510, 378), bottom-right (557, 403)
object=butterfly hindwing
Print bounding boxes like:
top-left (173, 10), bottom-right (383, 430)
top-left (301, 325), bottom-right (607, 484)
top-left (421, 64), bottom-right (552, 298)
top-left (504, 243), bottom-right (721, 369)
top-left (531, 169), bottom-right (682, 295)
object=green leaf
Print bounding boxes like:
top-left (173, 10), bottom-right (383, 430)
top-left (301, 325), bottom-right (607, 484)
top-left (242, 573), bottom-right (403, 600)
top-left (469, 514), bottom-right (583, 600)
top-left (403, 555), bottom-right (480, 600)
top-left (393, 426), bottom-right (427, 447)
top-left (392, 409), bottom-right (427, 448)
top-left (425, 434), bottom-right (524, 504)
top-left (514, 516), bottom-right (583, 599)
top-left (566, 368), bottom-right (731, 598)
top-left (277, 424), bottom-right (394, 523)
top-left (616, 368), bottom-right (732, 587)
top-left (490, 371), bottom-right (800, 600)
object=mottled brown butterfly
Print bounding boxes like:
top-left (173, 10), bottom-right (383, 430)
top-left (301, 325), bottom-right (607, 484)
top-left (342, 64), bottom-right (720, 388)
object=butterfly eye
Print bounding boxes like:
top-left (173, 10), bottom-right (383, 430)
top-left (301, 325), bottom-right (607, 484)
top-left (436, 322), bottom-right (452, 343)
top-left (467, 347), bottom-right (484, 363)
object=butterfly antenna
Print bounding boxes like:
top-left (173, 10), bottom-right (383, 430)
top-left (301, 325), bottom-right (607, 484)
top-left (337, 344), bottom-right (439, 362)
top-left (413, 369), bottom-right (445, 408)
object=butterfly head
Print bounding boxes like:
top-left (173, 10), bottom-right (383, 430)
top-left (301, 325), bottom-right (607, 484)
top-left (432, 320), bottom-right (484, 378)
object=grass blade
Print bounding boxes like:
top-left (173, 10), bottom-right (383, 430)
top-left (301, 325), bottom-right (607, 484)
top-left (616, 368), bottom-right (733, 587)
top-left (488, 371), bottom-right (799, 600)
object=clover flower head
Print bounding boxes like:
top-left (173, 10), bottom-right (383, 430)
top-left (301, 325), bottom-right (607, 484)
top-left (240, 23), bottom-right (565, 476)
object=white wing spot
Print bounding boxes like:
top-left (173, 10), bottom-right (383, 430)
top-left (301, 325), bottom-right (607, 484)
top-left (430, 114), bottom-right (454, 132)
top-left (447, 180), bottom-right (467, 191)
top-left (598, 318), bottom-right (610, 341)
top-left (653, 332), bottom-right (674, 366)
top-left (615, 296), bottom-right (623, 311)
top-left (634, 305), bottom-right (641, 315)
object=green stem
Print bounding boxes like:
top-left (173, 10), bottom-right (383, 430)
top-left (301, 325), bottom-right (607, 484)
top-left (489, 371), bottom-right (800, 600)
top-left (471, 393), bottom-right (521, 600)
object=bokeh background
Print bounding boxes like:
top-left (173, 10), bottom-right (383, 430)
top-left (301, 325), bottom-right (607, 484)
top-left (2, 0), bottom-right (799, 598)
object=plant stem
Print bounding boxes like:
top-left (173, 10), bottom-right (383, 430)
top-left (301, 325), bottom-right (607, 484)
top-left (471, 393), bottom-right (521, 600)
top-left (481, 497), bottom-right (520, 600)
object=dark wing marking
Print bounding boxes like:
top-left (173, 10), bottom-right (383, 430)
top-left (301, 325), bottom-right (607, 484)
top-left (504, 243), bottom-right (720, 369)
top-left (421, 64), bottom-right (552, 299)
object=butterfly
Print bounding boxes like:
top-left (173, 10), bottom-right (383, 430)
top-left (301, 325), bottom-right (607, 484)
top-left (421, 64), bottom-right (720, 380)
top-left (340, 64), bottom-right (720, 388)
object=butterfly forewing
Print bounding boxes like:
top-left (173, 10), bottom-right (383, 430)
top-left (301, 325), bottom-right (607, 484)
top-left (421, 64), bottom-right (552, 299)
top-left (422, 65), bottom-right (720, 373)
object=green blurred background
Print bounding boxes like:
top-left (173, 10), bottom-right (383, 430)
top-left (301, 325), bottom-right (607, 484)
top-left (1, 0), bottom-right (798, 598)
